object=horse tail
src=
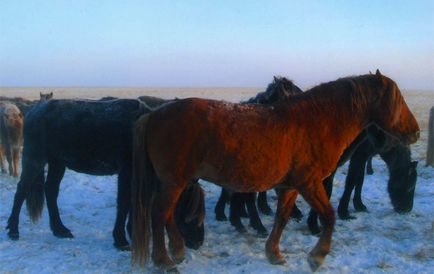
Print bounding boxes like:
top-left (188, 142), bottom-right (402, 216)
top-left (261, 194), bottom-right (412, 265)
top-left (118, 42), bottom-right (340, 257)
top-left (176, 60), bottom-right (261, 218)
top-left (131, 113), bottom-right (155, 266)
top-left (26, 170), bottom-right (45, 223)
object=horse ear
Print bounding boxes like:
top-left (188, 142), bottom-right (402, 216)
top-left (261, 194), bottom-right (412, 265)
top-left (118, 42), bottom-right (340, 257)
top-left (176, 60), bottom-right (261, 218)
top-left (375, 69), bottom-right (382, 76)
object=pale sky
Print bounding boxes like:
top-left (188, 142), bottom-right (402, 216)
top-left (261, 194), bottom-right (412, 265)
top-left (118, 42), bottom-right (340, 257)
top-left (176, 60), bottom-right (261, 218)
top-left (0, 0), bottom-right (433, 90)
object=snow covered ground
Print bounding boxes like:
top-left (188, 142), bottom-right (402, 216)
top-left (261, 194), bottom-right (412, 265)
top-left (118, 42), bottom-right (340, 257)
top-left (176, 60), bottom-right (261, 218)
top-left (0, 88), bottom-right (433, 273)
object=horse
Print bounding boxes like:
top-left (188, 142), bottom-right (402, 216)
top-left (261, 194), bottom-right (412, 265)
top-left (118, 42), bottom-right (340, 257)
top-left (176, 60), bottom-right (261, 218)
top-left (219, 77), bottom-right (418, 235)
top-left (214, 76), bottom-right (303, 236)
top-left (6, 97), bottom-right (205, 251)
top-left (131, 70), bottom-right (419, 272)
top-left (0, 102), bottom-right (24, 177)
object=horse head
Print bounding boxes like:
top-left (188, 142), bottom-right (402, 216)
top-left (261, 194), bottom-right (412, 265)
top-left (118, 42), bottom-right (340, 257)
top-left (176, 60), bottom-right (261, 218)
top-left (40, 92), bottom-right (53, 101)
top-left (248, 76), bottom-right (303, 104)
top-left (174, 180), bottom-right (205, 250)
top-left (367, 70), bottom-right (419, 145)
top-left (380, 143), bottom-right (418, 213)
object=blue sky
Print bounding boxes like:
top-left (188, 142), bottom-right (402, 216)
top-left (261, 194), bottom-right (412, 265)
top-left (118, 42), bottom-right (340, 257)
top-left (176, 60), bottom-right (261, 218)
top-left (0, 0), bottom-right (433, 89)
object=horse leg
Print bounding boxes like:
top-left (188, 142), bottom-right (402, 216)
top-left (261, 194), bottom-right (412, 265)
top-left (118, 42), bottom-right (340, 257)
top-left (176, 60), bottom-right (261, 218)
top-left (7, 159), bottom-right (45, 240)
top-left (0, 145), bottom-right (6, 173)
top-left (353, 177), bottom-right (368, 212)
top-left (308, 172), bottom-right (335, 235)
top-left (257, 191), bottom-right (273, 215)
top-left (290, 203), bottom-right (303, 222)
top-left (298, 182), bottom-right (335, 272)
top-left (45, 162), bottom-right (73, 238)
top-left (5, 145), bottom-right (13, 176)
top-left (112, 166), bottom-right (131, 250)
top-left (366, 156), bottom-right (374, 175)
top-left (152, 183), bottom-right (187, 271)
top-left (229, 192), bottom-right (247, 233)
top-left (337, 157), bottom-right (367, 219)
top-left (265, 189), bottom-right (298, 265)
top-left (13, 147), bottom-right (20, 177)
top-left (245, 192), bottom-right (268, 237)
top-left (215, 188), bottom-right (229, 221)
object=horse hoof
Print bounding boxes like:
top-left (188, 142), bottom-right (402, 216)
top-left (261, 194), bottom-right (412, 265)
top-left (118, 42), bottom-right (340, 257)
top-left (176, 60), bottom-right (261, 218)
top-left (166, 266), bottom-right (180, 274)
top-left (268, 254), bottom-right (286, 265)
top-left (53, 230), bottom-right (74, 238)
top-left (8, 232), bottom-right (19, 240)
top-left (338, 211), bottom-right (356, 220)
top-left (215, 215), bottom-right (227, 221)
top-left (235, 226), bottom-right (247, 234)
top-left (307, 254), bottom-right (324, 272)
top-left (259, 207), bottom-right (273, 216)
top-left (309, 226), bottom-right (321, 236)
top-left (257, 230), bottom-right (268, 238)
top-left (354, 205), bottom-right (368, 212)
top-left (114, 243), bottom-right (130, 251)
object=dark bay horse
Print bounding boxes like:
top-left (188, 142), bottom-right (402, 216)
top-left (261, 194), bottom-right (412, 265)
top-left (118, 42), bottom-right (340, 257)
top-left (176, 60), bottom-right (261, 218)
top-left (131, 71), bottom-right (419, 271)
top-left (6, 98), bottom-right (205, 250)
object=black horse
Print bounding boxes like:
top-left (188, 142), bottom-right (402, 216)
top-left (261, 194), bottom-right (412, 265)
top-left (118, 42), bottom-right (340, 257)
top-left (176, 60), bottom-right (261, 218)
top-left (215, 76), bottom-right (418, 236)
top-left (6, 98), bottom-right (205, 250)
top-left (214, 76), bottom-right (304, 235)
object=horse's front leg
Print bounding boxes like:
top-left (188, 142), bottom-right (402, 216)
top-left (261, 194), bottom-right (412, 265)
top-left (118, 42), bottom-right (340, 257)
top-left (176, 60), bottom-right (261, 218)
top-left (265, 189), bottom-right (298, 265)
top-left (299, 180), bottom-right (335, 272)
top-left (112, 167), bottom-right (131, 250)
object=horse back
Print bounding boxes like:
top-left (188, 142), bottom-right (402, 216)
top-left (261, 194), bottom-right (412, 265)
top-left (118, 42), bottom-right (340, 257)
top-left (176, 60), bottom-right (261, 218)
top-left (24, 99), bottom-right (145, 174)
top-left (146, 98), bottom-right (324, 192)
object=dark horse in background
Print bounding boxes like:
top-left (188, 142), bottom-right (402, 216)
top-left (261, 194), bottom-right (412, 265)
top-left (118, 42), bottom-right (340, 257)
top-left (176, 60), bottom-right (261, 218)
top-left (131, 71), bottom-right (419, 272)
top-left (218, 77), bottom-right (418, 235)
top-left (214, 76), bottom-right (303, 236)
top-left (6, 98), bottom-right (205, 250)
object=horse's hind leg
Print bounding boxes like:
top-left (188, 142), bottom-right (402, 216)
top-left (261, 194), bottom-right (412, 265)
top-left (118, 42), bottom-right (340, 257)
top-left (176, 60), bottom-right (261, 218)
top-left (152, 182), bottom-right (188, 271)
top-left (244, 192), bottom-right (268, 237)
top-left (7, 158), bottom-right (45, 240)
top-left (265, 189), bottom-right (298, 265)
top-left (113, 166), bottom-right (131, 250)
top-left (257, 191), bottom-right (273, 215)
top-left (13, 147), bottom-right (20, 177)
top-left (215, 188), bottom-right (229, 221)
top-left (229, 193), bottom-right (247, 233)
top-left (299, 181), bottom-right (335, 272)
top-left (307, 172), bottom-right (335, 235)
top-left (45, 161), bottom-right (72, 238)
top-left (366, 156), bottom-right (374, 175)
top-left (0, 145), bottom-right (6, 173)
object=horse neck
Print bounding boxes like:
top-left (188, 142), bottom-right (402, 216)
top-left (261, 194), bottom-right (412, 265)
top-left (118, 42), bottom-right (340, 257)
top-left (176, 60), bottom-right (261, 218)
top-left (380, 144), bottom-right (410, 171)
top-left (281, 86), bottom-right (371, 151)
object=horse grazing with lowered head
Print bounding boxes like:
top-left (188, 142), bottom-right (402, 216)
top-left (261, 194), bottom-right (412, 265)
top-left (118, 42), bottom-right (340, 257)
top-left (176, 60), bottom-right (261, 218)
top-left (131, 70), bottom-right (419, 272)
top-left (0, 102), bottom-right (24, 177)
top-left (6, 97), bottom-right (205, 251)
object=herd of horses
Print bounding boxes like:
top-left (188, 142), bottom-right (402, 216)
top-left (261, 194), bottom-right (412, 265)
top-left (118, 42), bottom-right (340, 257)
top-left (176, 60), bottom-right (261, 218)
top-left (1, 70), bottom-right (420, 272)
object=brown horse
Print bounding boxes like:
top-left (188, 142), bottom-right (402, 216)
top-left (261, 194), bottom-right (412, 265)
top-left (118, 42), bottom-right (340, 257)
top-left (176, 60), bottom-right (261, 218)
top-left (0, 102), bottom-right (24, 177)
top-left (131, 70), bottom-right (419, 272)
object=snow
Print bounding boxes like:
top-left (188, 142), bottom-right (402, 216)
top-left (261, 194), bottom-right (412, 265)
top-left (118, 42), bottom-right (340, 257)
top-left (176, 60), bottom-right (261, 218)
top-left (0, 89), bottom-right (433, 273)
